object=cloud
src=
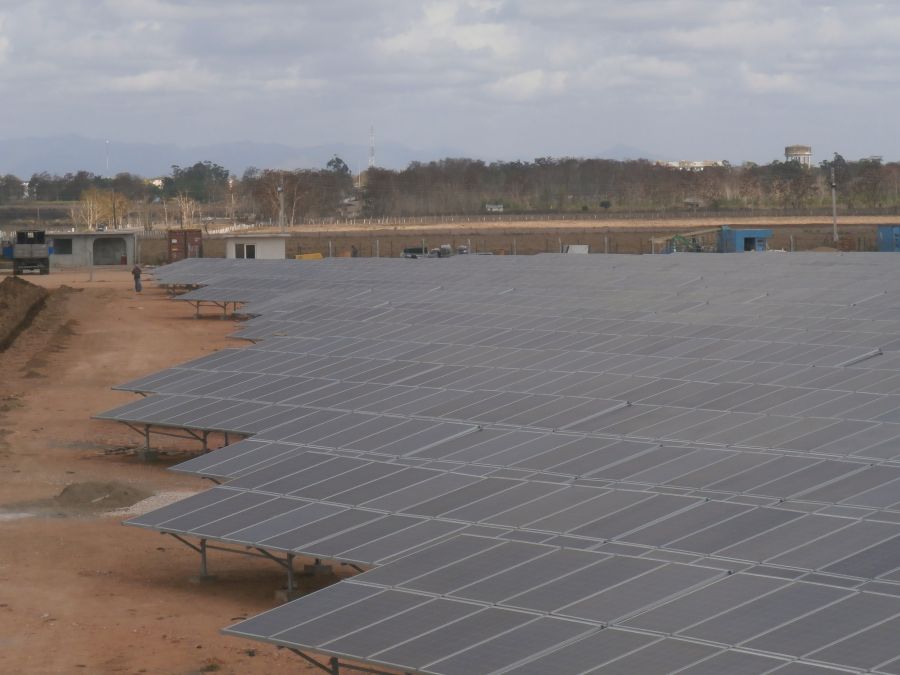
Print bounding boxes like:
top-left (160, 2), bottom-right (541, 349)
top-left (740, 64), bottom-right (799, 94)
top-left (377, 1), bottom-right (521, 60)
top-left (105, 66), bottom-right (221, 93)
top-left (486, 69), bottom-right (568, 101)
top-left (0, 19), bottom-right (9, 66)
top-left (0, 0), bottom-right (899, 162)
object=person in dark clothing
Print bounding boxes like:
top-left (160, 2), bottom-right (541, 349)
top-left (132, 264), bottom-right (142, 292)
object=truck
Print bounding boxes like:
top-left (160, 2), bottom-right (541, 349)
top-left (13, 230), bottom-right (50, 275)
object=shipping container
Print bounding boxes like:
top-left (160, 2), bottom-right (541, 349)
top-left (167, 229), bottom-right (203, 263)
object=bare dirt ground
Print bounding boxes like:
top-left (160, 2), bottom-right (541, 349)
top-left (0, 268), bottom-right (337, 674)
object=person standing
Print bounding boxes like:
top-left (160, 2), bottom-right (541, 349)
top-left (132, 264), bottom-right (142, 292)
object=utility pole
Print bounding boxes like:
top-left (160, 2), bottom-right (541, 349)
top-left (277, 179), bottom-right (285, 232)
top-left (831, 153), bottom-right (839, 244)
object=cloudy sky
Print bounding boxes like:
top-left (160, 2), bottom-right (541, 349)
top-left (0, 0), bottom-right (897, 166)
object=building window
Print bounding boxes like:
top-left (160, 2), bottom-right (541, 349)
top-left (53, 238), bottom-right (73, 254)
top-left (235, 242), bottom-right (256, 259)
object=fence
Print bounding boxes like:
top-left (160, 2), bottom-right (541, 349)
top-left (134, 206), bottom-right (900, 235)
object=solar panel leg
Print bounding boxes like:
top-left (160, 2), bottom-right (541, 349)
top-left (196, 538), bottom-right (216, 581)
top-left (137, 424), bottom-right (157, 462)
top-left (286, 553), bottom-right (295, 593)
top-left (285, 649), bottom-right (341, 674)
top-left (178, 536), bottom-right (216, 583)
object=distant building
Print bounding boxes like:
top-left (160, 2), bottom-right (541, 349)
top-left (655, 160), bottom-right (726, 172)
top-left (223, 234), bottom-right (289, 260)
top-left (785, 145), bottom-right (812, 167)
top-left (485, 204), bottom-right (504, 213)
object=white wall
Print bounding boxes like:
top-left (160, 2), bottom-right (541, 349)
top-left (225, 238), bottom-right (286, 259)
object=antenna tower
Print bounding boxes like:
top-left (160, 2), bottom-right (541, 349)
top-left (369, 126), bottom-right (376, 168)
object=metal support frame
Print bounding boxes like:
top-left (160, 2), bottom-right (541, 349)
top-left (165, 533), bottom-right (215, 580)
top-left (255, 548), bottom-right (296, 592)
top-left (164, 283), bottom-right (200, 297)
top-left (284, 648), bottom-right (406, 675)
top-left (163, 533), bottom-right (304, 591)
top-left (120, 421), bottom-right (216, 455)
top-left (183, 299), bottom-right (243, 320)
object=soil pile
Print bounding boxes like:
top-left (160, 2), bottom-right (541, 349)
top-left (4, 481), bottom-right (153, 517)
top-left (0, 276), bottom-right (49, 350)
top-left (52, 481), bottom-right (152, 512)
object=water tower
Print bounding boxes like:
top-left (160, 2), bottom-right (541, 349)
top-left (785, 145), bottom-right (812, 167)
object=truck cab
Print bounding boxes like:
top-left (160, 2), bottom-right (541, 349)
top-left (13, 230), bottom-right (50, 275)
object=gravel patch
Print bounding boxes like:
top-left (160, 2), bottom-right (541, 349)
top-left (106, 490), bottom-right (200, 518)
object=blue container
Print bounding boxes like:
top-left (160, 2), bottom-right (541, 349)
top-left (719, 227), bottom-right (773, 253)
top-left (877, 225), bottom-right (900, 252)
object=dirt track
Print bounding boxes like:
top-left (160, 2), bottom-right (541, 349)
top-left (0, 269), bottom-right (335, 674)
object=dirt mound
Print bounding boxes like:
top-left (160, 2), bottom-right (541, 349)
top-left (53, 481), bottom-right (152, 511)
top-left (0, 276), bottom-right (49, 350)
top-left (5, 481), bottom-right (153, 517)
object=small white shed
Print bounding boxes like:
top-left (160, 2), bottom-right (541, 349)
top-left (224, 234), bottom-right (289, 260)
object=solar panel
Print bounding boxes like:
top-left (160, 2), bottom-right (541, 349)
top-left (103, 254), bottom-right (900, 673)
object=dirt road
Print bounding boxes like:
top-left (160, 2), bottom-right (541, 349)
top-left (0, 269), bottom-right (326, 674)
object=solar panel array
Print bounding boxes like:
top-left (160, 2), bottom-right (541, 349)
top-left (104, 253), bottom-right (900, 674)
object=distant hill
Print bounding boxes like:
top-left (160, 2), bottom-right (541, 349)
top-left (0, 135), bottom-right (663, 178)
top-left (599, 144), bottom-right (655, 161)
top-left (0, 135), bottom-right (463, 178)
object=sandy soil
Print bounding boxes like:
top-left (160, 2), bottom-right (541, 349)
top-left (0, 268), bottom-right (336, 674)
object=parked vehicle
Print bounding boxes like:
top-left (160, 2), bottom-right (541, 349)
top-left (13, 230), bottom-right (50, 275)
top-left (402, 246), bottom-right (427, 258)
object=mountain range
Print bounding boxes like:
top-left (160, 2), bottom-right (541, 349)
top-left (0, 135), bottom-right (655, 178)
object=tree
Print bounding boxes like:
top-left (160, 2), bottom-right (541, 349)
top-left (853, 158), bottom-right (885, 207)
top-left (327, 155), bottom-right (351, 177)
top-left (71, 188), bottom-right (104, 230)
top-left (165, 161), bottom-right (230, 202)
top-left (174, 193), bottom-right (198, 227)
top-left (0, 174), bottom-right (24, 204)
top-left (71, 188), bottom-right (129, 229)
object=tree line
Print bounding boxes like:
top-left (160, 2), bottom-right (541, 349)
top-left (2, 154), bottom-right (899, 228)
top-left (362, 155), bottom-right (900, 216)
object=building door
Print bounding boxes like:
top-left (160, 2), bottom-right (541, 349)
top-left (743, 237), bottom-right (756, 252)
top-left (93, 237), bottom-right (127, 265)
top-left (245, 244), bottom-right (256, 259)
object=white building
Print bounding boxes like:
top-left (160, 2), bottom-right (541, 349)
top-left (223, 234), bottom-right (289, 260)
top-left (49, 230), bottom-right (138, 267)
top-left (654, 160), bottom-right (726, 172)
